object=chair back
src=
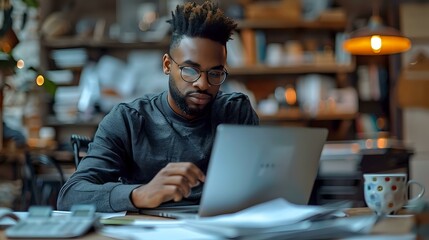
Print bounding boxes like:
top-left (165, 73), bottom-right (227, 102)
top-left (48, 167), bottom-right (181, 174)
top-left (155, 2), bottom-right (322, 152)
top-left (70, 134), bottom-right (92, 168)
top-left (22, 152), bottom-right (65, 209)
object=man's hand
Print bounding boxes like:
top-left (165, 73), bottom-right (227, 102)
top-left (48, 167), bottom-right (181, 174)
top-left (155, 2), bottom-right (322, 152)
top-left (131, 162), bottom-right (205, 208)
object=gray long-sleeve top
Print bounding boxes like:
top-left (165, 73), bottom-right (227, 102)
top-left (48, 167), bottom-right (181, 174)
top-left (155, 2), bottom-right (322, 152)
top-left (57, 91), bottom-right (259, 212)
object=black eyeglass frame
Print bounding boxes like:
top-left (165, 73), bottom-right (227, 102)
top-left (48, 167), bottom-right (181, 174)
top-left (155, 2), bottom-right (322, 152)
top-left (168, 54), bottom-right (228, 86)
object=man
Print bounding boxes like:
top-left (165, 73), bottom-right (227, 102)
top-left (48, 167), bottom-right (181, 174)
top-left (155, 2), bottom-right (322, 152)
top-left (57, 1), bottom-right (259, 212)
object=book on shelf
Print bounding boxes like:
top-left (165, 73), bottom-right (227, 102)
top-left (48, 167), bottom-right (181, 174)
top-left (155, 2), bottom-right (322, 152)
top-left (227, 30), bottom-right (265, 67)
top-left (368, 64), bottom-right (381, 101)
top-left (357, 65), bottom-right (372, 101)
top-left (255, 30), bottom-right (267, 64)
top-left (357, 64), bottom-right (388, 102)
top-left (355, 113), bottom-right (381, 138)
top-left (227, 31), bottom-right (245, 67)
top-left (240, 28), bottom-right (257, 66)
top-left (334, 32), bottom-right (352, 65)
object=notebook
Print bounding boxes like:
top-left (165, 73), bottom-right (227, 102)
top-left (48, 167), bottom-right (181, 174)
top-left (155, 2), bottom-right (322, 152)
top-left (139, 124), bottom-right (328, 219)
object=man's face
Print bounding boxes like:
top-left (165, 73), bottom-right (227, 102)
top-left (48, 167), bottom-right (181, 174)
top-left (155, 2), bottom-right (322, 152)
top-left (163, 37), bottom-right (227, 119)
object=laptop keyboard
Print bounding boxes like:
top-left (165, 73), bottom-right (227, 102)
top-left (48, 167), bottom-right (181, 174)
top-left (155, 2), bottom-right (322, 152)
top-left (139, 205), bottom-right (200, 219)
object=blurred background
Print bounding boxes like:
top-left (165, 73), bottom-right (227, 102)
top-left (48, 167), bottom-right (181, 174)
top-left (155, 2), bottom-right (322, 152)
top-left (0, 0), bottom-right (428, 210)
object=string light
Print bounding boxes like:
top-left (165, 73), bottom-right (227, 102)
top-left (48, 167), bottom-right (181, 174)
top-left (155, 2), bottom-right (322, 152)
top-left (16, 59), bottom-right (25, 69)
top-left (36, 75), bottom-right (45, 86)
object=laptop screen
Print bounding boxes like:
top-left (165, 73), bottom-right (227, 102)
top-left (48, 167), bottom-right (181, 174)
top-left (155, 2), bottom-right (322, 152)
top-left (198, 124), bottom-right (328, 217)
top-left (139, 124), bottom-right (328, 218)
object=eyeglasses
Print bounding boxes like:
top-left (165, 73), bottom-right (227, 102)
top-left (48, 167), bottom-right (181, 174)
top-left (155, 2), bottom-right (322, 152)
top-left (169, 55), bottom-right (228, 86)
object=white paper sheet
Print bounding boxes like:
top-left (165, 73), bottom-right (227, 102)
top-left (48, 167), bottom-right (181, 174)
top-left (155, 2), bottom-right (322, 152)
top-left (99, 198), bottom-right (379, 240)
top-left (100, 225), bottom-right (220, 240)
top-left (186, 198), bottom-right (342, 228)
top-left (183, 198), bottom-right (378, 239)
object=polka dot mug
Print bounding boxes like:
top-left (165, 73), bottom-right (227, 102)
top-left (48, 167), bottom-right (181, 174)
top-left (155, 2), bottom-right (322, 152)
top-left (363, 173), bottom-right (425, 215)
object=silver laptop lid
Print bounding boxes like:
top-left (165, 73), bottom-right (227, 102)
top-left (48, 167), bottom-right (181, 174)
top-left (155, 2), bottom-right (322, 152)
top-left (198, 124), bottom-right (328, 217)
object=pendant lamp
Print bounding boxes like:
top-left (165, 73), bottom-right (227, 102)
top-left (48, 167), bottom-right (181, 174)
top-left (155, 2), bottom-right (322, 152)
top-left (343, 8), bottom-right (411, 55)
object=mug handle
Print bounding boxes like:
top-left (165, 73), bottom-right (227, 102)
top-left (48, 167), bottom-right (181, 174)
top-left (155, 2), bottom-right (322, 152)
top-left (407, 180), bottom-right (425, 204)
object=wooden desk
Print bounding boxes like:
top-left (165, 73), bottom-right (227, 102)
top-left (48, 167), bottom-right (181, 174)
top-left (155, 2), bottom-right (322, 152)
top-left (0, 210), bottom-right (422, 240)
top-left (346, 208), bottom-right (416, 235)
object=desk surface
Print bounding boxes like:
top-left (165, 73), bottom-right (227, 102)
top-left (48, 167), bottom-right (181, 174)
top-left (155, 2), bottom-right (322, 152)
top-left (0, 208), bottom-right (421, 240)
top-left (345, 208), bottom-right (416, 234)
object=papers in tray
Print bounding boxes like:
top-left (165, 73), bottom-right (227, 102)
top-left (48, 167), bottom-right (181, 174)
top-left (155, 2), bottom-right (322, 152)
top-left (183, 198), bottom-right (380, 239)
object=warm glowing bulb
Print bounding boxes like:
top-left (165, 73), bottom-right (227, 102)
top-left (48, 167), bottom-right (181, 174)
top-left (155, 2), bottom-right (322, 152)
top-left (36, 75), bottom-right (45, 86)
top-left (377, 138), bottom-right (388, 149)
top-left (370, 35), bottom-right (382, 53)
top-left (284, 87), bottom-right (297, 105)
top-left (16, 59), bottom-right (25, 69)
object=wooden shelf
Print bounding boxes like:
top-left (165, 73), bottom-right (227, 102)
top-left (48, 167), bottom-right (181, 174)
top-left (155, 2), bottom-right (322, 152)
top-left (41, 37), bottom-right (170, 49)
top-left (228, 63), bottom-right (355, 75)
top-left (236, 19), bottom-right (347, 30)
top-left (35, 1), bottom-right (362, 144)
top-left (259, 108), bottom-right (357, 122)
top-left (44, 115), bottom-right (104, 127)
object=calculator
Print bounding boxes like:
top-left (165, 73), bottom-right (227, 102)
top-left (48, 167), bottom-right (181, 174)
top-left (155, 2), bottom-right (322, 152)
top-left (6, 205), bottom-right (98, 238)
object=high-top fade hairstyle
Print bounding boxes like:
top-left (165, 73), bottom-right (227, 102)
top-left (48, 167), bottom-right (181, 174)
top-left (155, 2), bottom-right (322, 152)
top-left (167, 1), bottom-right (237, 52)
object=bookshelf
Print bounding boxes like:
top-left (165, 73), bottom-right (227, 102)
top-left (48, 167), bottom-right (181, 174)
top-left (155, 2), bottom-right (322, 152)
top-left (41, 37), bottom-right (170, 49)
top-left (235, 19), bottom-right (347, 30)
top-left (259, 108), bottom-right (357, 122)
top-left (32, 0), bottom-right (408, 208)
top-left (37, 0), bottom-right (398, 143)
top-left (229, 63), bottom-right (354, 75)
top-left (224, 9), bottom-right (356, 140)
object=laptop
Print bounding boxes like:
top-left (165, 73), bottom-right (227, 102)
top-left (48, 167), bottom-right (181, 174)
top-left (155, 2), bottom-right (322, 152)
top-left (139, 124), bottom-right (328, 219)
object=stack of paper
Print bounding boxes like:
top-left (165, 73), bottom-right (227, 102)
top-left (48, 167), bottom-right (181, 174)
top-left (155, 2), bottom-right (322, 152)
top-left (53, 86), bottom-right (81, 122)
top-left (51, 48), bottom-right (88, 69)
top-left (100, 199), bottom-right (380, 240)
top-left (184, 198), bottom-right (379, 239)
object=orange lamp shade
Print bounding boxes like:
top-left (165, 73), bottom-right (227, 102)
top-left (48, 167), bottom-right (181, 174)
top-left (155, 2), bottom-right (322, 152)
top-left (343, 35), bottom-right (411, 55)
top-left (343, 15), bottom-right (411, 55)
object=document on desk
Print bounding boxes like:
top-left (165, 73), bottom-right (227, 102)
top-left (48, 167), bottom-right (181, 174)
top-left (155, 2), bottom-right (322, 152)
top-left (183, 198), bottom-right (379, 239)
top-left (99, 199), bottom-right (379, 240)
top-left (101, 225), bottom-right (220, 240)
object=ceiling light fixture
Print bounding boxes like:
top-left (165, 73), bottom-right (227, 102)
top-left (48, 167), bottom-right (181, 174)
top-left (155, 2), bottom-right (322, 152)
top-left (343, 4), bottom-right (411, 55)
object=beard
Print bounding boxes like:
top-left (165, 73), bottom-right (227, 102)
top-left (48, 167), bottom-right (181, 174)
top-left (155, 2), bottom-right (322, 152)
top-left (168, 75), bottom-right (214, 117)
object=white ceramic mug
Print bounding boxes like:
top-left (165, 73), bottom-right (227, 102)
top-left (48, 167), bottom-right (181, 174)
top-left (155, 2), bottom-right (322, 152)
top-left (363, 173), bottom-right (425, 215)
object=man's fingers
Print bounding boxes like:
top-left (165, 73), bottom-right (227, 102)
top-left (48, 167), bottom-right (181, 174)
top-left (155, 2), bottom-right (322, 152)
top-left (163, 162), bottom-right (205, 185)
top-left (160, 184), bottom-right (187, 202)
top-left (133, 162), bottom-right (205, 207)
top-left (173, 193), bottom-right (183, 202)
top-left (162, 176), bottom-right (192, 197)
top-left (185, 162), bottom-right (205, 182)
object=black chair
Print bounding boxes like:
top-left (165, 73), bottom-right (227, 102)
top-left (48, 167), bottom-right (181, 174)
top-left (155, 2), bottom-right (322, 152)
top-left (21, 152), bottom-right (65, 209)
top-left (70, 134), bottom-right (92, 167)
top-left (20, 134), bottom-right (93, 209)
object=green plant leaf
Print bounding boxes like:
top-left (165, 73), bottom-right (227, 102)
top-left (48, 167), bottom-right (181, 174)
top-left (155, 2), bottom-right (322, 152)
top-left (39, 75), bottom-right (57, 96)
top-left (21, 0), bottom-right (39, 8)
